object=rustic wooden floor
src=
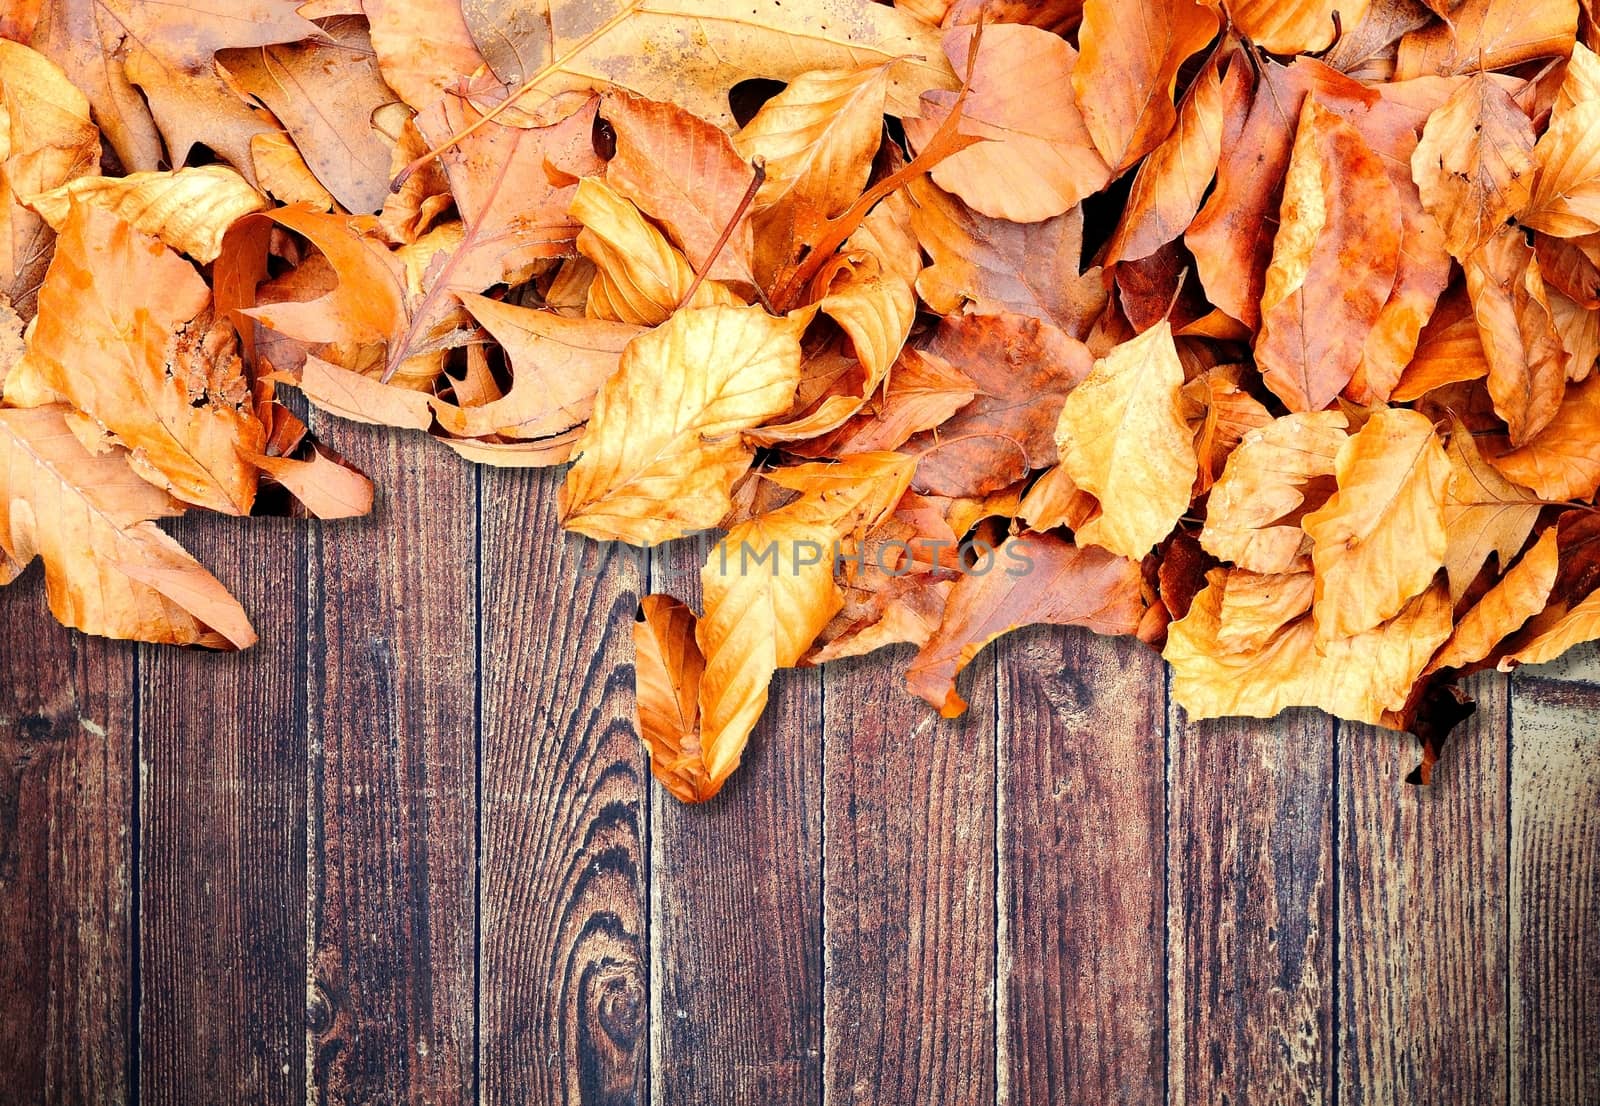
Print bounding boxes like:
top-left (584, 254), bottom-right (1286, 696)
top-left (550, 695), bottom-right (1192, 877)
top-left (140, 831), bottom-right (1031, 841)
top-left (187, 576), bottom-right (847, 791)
top-left (2, 421), bottom-right (1598, 1106)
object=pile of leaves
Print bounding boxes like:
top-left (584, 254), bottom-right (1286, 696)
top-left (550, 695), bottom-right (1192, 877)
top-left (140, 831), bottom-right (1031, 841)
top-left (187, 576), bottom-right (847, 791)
top-left (2, 0), bottom-right (1599, 802)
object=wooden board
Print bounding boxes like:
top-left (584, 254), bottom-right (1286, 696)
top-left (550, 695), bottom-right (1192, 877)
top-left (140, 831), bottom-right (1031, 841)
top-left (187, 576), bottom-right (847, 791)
top-left (1511, 673), bottom-right (1600, 1106)
top-left (1000, 629), bottom-right (1165, 1105)
top-left (0, 573), bottom-right (134, 1106)
top-left (478, 468), bottom-right (649, 1105)
top-left (822, 647), bottom-right (996, 1106)
top-left (137, 515), bottom-right (309, 1104)
top-left (1168, 708), bottom-right (1336, 1104)
top-left (1336, 673), bottom-right (1510, 1105)
top-left (304, 427), bottom-right (477, 1105)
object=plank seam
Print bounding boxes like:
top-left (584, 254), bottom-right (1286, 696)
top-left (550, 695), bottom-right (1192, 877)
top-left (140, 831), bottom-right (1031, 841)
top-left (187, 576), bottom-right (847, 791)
top-left (130, 644), bottom-right (143, 1106)
top-left (1331, 718), bottom-right (1342, 1106)
top-left (992, 651), bottom-right (1004, 1106)
top-left (818, 662), bottom-right (828, 1106)
top-left (473, 464), bottom-right (484, 1106)
top-left (1504, 676), bottom-right (1514, 1106)
top-left (1162, 659), bottom-right (1171, 1106)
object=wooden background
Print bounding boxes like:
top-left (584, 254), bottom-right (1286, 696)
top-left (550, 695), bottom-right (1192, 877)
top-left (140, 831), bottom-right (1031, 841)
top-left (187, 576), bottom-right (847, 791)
top-left (2, 420), bottom-right (1597, 1106)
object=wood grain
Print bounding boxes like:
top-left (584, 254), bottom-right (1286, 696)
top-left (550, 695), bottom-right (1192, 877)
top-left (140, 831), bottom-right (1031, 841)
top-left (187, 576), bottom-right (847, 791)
top-left (1337, 674), bottom-right (1510, 1105)
top-left (821, 647), bottom-right (995, 1106)
top-left (999, 629), bottom-right (1166, 1106)
top-left (1168, 708), bottom-right (1336, 1105)
top-left (305, 427), bottom-right (477, 1106)
top-left (1510, 674), bottom-right (1600, 1106)
top-left (0, 572), bottom-right (134, 1105)
top-left (478, 467), bottom-right (648, 1106)
top-left (137, 514), bottom-right (309, 1104)
top-left (650, 539), bottom-right (824, 1106)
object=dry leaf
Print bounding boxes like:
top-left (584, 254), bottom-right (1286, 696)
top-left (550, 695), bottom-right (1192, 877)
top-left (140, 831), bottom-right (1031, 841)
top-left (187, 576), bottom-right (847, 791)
top-left (25, 166), bottom-right (266, 263)
top-left (1411, 74), bottom-right (1536, 262)
top-left (1055, 321), bottom-right (1198, 559)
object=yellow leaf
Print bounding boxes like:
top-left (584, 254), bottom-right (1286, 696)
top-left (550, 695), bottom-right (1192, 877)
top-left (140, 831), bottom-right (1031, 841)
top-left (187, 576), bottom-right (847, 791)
top-left (1489, 371), bottom-right (1600, 501)
top-left (734, 63), bottom-right (891, 221)
top-left (1303, 407), bottom-right (1451, 643)
top-left (1523, 100), bottom-right (1600, 237)
top-left (818, 251), bottom-right (917, 383)
top-left (0, 38), bottom-right (100, 317)
top-left (26, 165), bottom-right (266, 264)
top-left (1432, 527), bottom-right (1559, 673)
top-left (1200, 411), bottom-right (1348, 574)
top-left (1500, 586), bottom-right (1600, 669)
top-left (1055, 321), bottom-right (1198, 558)
top-left (570, 177), bottom-right (738, 326)
top-left (560, 304), bottom-right (806, 545)
top-left (250, 131), bottom-right (336, 211)
top-left (762, 451), bottom-right (918, 538)
top-left (696, 508), bottom-right (845, 798)
top-left (0, 405), bottom-right (255, 649)
top-left (1167, 572), bottom-right (1452, 727)
top-left (1214, 570), bottom-right (1317, 655)
top-left (1441, 416), bottom-right (1545, 603)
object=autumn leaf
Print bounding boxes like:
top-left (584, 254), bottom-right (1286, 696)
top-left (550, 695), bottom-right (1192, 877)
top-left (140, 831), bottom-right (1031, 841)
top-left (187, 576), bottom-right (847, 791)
top-left (905, 24), bottom-right (1111, 222)
top-left (1303, 407), bottom-right (1451, 643)
top-left (0, 404), bottom-right (255, 649)
top-left (1396, 0), bottom-right (1577, 78)
top-left (1466, 227), bottom-right (1569, 446)
top-left (1411, 74), bottom-right (1536, 262)
top-left (906, 532), bottom-right (1145, 716)
top-left (17, 203), bottom-right (264, 514)
top-left (1431, 526), bottom-right (1559, 673)
top-left (695, 507), bottom-right (844, 800)
top-left (559, 304), bottom-right (806, 544)
top-left (1440, 416), bottom-right (1546, 603)
top-left (25, 166), bottom-right (266, 263)
top-left (1055, 321), bottom-right (1197, 559)
top-left (1500, 585), bottom-right (1600, 669)
top-left (1257, 97), bottom-right (1403, 413)
top-left (1522, 100), bottom-right (1600, 237)
top-left (1226, 0), bottom-right (1365, 55)
top-left (364, 0), bottom-right (487, 113)
top-left (1167, 571), bottom-right (1452, 727)
top-left (1072, 0), bottom-right (1218, 173)
top-left (633, 594), bottom-right (711, 804)
top-left (1488, 371), bottom-right (1600, 501)
top-left (1199, 411), bottom-right (1349, 575)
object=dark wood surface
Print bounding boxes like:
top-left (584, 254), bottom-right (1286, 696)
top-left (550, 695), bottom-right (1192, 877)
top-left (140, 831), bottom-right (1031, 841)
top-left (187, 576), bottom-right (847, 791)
top-left (2, 446), bottom-right (1598, 1106)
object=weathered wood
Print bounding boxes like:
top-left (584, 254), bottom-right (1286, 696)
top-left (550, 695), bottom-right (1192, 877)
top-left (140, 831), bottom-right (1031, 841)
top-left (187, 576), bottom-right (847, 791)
top-left (1168, 708), bottom-right (1335, 1105)
top-left (0, 573), bottom-right (134, 1105)
top-left (479, 468), bottom-right (648, 1106)
top-left (1000, 629), bottom-right (1166, 1106)
top-left (1510, 670), bottom-right (1600, 1106)
top-left (1337, 674), bottom-right (1510, 1105)
top-left (305, 427), bottom-right (477, 1105)
top-left (650, 539), bottom-right (824, 1106)
top-left (822, 647), bottom-right (995, 1106)
top-left (137, 514), bottom-right (308, 1104)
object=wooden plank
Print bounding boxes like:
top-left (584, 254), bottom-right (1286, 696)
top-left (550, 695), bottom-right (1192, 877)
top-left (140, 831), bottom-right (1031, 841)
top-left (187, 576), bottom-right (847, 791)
top-left (999, 630), bottom-right (1166, 1106)
top-left (137, 514), bottom-right (308, 1104)
top-left (821, 648), bottom-right (995, 1106)
top-left (1510, 672), bottom-right (1600, 1106)
top-left (1336, 673), bottom-right (1510, 1106)
top-left (0, 574), bottom-right (134, 1104)
top-left (306, 427), bottom-right (477, 1105)
top-left (1168, 708), bottom-right (1335, 1105)
top-left (478, 468), bottom-right (648, 1105)
top-left (650, 539), bottom-right (824, 1106)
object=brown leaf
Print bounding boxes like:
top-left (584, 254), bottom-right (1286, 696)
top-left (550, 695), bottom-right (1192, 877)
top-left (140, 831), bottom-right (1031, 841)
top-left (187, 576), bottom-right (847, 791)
top-left (908, 176), bottom-right (1107, 333)
top-left (1465, 227), bottom-right (1569, 446)
top-left (906, 532), bottom-right (1145, 716)
top-left (633, 594), bottom-right (711, 804)
top-left (1411, 73), bottom-right (1536, 262)
top-left (1397, 0), bottom-right (1577, 77)
top-left (365, 0), bottom-right (487, 112)
top-left (904, 312), bottom-right (1094, 497)
top-left (1441, 416), bottom-right (1546, 603)
top-left (1256, 97), bottom-right (1403, 413)
top-left (601, 90), bottom-right (759, 288)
